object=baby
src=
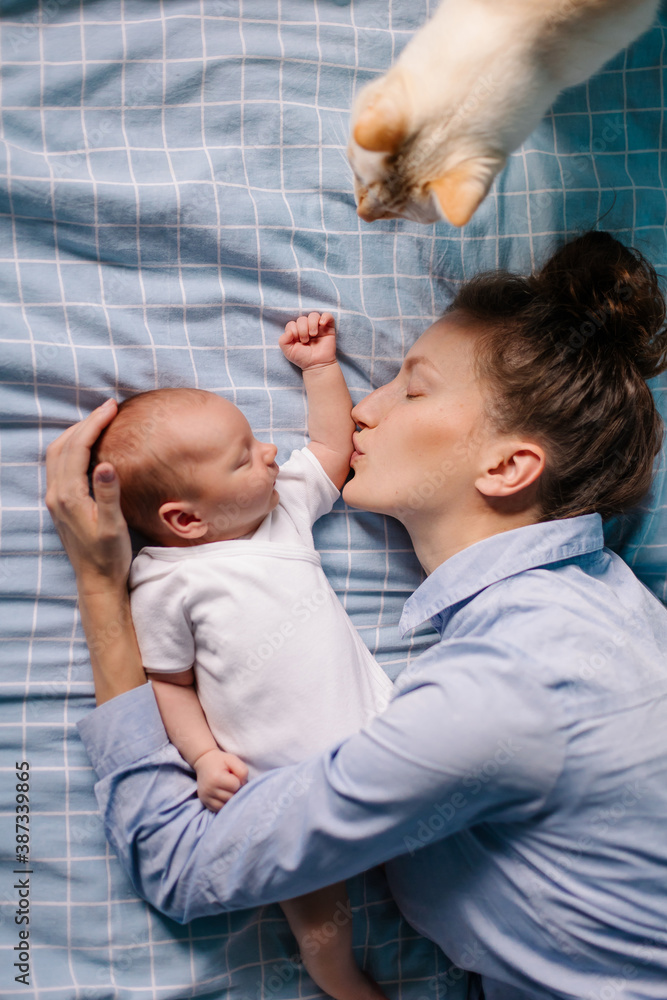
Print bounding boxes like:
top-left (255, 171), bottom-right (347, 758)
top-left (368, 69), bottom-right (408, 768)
top-left (91, 312), bottom-right (393, 1000)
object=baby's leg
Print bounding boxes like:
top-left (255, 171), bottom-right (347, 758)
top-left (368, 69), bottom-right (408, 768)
top-left (281, 882), bottom-right (388, 1000)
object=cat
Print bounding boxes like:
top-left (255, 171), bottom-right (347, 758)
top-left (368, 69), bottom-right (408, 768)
top-left (348, 0), bottom-right (660, 226)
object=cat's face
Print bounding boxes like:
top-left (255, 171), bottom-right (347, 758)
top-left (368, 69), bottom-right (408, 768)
top-left (347, 71), bottom-right (508, 228)
top-left (348, 140), bottom-right (445, 226)
top-left (348, 133), bottom-right (505, 227)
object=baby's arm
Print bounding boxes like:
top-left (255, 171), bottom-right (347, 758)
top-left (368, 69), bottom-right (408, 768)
top-left (147, 669), bottom-right (248, 812)
top-left (279, 312), bottom-right (355, 490)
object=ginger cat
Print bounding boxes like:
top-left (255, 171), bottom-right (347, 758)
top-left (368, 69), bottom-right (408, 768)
top-left (349, 0), bottom-right (659, 226)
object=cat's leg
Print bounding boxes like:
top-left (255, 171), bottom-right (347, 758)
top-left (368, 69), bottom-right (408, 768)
top-left (281, 882), bottom-right (388, 1000)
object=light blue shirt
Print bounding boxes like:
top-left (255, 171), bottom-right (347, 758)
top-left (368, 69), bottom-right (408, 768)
top-left (78, 514), bottom-right (667, 1000)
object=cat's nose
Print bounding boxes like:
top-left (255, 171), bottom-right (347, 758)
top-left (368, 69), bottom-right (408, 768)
top-left (356, 188), bottom-right (393, 222)
top-left (357, 198), bottom-right (388, 222)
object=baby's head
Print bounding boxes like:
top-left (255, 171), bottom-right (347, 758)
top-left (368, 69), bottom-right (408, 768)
top-left (91, 388), bottom-right (279, 546)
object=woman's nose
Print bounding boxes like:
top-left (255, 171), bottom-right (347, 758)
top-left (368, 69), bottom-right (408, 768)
top-left (351, 383), bottom-right (392, 428)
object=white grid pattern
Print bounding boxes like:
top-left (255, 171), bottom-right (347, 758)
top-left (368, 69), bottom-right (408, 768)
top-left (1, 1), bottom-right (666, 998)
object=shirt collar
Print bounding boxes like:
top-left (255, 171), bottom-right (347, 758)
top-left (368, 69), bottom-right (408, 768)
top-left (399, 513), bottom-right (605, 637)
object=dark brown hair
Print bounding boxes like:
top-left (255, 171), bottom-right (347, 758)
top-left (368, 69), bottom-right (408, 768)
top-left (90, 387), bottom-right (210, 540)
top-left (450, 231), bottom-right (667, 521)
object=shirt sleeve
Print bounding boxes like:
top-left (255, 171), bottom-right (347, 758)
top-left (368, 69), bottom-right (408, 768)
top-left (275, 447), bottom-right (339, 531)
top-left (130, 563), bottom-right (195, 673)
top-left (77, 638), bottom-right (565, 924)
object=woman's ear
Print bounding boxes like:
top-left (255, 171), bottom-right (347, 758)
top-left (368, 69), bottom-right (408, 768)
top-left (475, 441), bottom-right (545, 498)
top-left (158, 501), bottom-right (209, 540)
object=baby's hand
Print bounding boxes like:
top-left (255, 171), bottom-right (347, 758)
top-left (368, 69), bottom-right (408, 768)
top-left (279, 312), bottom-right (336, 370)
top-left (193, 748), bottom-right (249, 813)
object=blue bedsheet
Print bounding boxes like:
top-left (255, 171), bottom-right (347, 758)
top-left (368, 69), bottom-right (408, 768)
top-left (1, 2), bottom-right (666, 998)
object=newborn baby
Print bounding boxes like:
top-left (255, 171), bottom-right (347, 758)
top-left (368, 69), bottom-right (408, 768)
top-left (91, 312), bottom-right (393, 1000)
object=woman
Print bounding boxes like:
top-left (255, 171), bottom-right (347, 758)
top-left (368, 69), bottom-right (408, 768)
top-left (47, 232), bottom-right (667, 1000)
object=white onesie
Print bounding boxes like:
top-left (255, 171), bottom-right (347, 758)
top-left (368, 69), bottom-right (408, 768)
top-left (129, 447), bottom-right (393, 778)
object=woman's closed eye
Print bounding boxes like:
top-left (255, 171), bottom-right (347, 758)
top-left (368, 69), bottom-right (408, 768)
top-left (405, 385), bottom-right (425, 399)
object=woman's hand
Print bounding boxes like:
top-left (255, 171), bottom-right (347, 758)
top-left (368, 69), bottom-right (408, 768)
top-left (45, 398), bottom-right (131, 596)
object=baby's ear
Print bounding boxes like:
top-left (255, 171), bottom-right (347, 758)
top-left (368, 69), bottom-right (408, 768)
top-left (159, 501), bottom-right (208, 540)
top-left (353, 74), bottom-right (409, 154)
top-left (428, 155), bottom-right (505, 227)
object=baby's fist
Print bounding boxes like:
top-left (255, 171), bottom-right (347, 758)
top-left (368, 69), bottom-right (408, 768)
top-left (280, 312), bottom-right (337, 370)
top-left (284, 312), bottom-right (334, 344)
top-left (193, 748), bottom-right (248, 813)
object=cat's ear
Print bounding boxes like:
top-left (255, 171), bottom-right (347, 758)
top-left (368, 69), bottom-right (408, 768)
top-left (353, 77), bottom-right (409, 154)
top-left (429, 156), bottom-right (505, 227)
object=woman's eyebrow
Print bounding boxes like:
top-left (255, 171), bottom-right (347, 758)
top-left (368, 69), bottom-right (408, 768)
top-left (403, 355), bottom-right (440, 375)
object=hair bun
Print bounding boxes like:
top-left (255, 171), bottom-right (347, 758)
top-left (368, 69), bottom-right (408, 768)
top-left (532, 230), bottom-right (667, 380)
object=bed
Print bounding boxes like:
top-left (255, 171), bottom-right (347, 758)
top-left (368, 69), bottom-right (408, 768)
top-left (1, 1), bottom-right (666, 998)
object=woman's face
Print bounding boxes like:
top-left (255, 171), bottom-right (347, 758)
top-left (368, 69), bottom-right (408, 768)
top-left (342, 312), bottom-right (498, 522)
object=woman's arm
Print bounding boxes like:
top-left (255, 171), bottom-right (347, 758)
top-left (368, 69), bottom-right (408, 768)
top-left (45, 399), bottom-right (147, 705)
top-left (77, 644), bottom-right (563, 924)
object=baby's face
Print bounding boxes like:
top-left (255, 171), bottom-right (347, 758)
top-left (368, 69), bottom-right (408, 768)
top-left (163, 395), bottom-right (279, 542)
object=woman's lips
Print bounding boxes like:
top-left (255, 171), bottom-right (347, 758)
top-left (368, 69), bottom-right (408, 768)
top-left (351, 434), bottom-right (364, 464)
